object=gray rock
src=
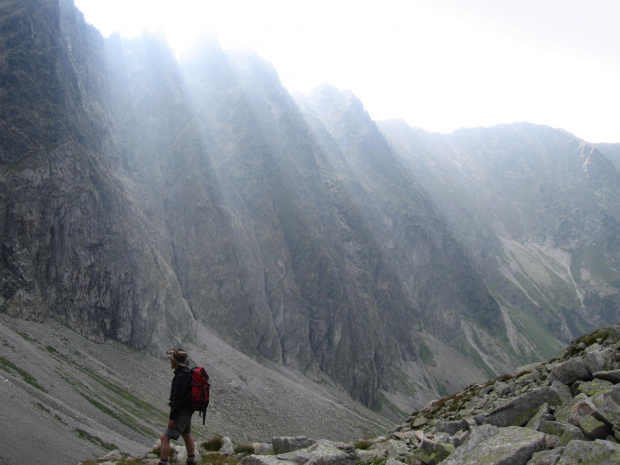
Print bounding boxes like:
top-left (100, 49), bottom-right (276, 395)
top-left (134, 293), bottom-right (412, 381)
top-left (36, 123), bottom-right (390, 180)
top-left (575, 413), bottom-right (611, 440)
top-left (572, 378), bottom-right (613, 397)
top-left (252, 443), bottom-right (274, 455)
top-left (555, 439), bottom-right (620, 464)
top-left (485, 387), bottom-right (564, 427)
top-left (593, 369), bottom-right (620, 384)
top-left (276, 439), bottom-right (356, 465)
top-left (525, 403), bottom-right (554, 431)
top-left (583, 350), bottom-right (608, 375)
top-left (433, 419), bottom-right (470, 435)
top-left (527, 447), bottom-right (565, 465)
top-left (539, 421), bottom-right (587, 446)
top-left (415, 439), bottom-right (454, 465)
top-left (272, 437), bottom-right (317, 454)
top-left (548, 357), bottom-right (590, 385)
top-left (441, 426), bottom-right (546, 465)
top-left (592, 385), bottom-right (620, 427)
top-left (239, 455), bottom-right (298, 465)
top-left (220, 436), bottom-right (234, 456)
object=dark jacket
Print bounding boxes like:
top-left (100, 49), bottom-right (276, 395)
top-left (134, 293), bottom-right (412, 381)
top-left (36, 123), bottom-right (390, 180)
top-left (168, 366), bottom-right (191, 420)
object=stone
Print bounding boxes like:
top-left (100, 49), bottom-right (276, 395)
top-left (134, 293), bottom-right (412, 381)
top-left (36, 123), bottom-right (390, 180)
top-left (252, 443), bottom-right (274, 455)
top-left (539, 421), bottom-right (587, 446)
top-left (239, 455), bottom-right (298, 465)
top-left (220, 437), bottom-right (234, 456)
top-left (593, 369), bottom-right (620, 384)
top-left (410, 416), bottom-right (428, 428)
top-left (102, 450), bottom-right (123, 461)
top-left (272, 437), bottom-right (316, 454)
top-left (592, 385), bottom-right (620, 427)
top-left (548, 357), bottom-right (590, 385)
top-left (583, 350), bottom-right (608, 374)
top-left (555, 439), bottom-right (620, 464)
top-left (576, 414), bottom-right (611, 440)
top-left (440, 426), bottom-right (546, 465)
top-left (276, 440), bottom-right (356, 465)
top-left (572, 378), bottom-right (613, 397)
top-left (433, 419), bottom-right (470, 435)
top-left (527, 448), bottom-right (565, 465)
top-left (484, 386), bottom-right (563, 427)
top-left (525, 403), bottom-right (554, 431)
top-left (415, 439), bottom-right (454, 465)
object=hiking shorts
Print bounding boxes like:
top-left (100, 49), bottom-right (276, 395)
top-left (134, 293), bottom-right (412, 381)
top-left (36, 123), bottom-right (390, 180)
top-left (164, 408), bottom-right (194, 440)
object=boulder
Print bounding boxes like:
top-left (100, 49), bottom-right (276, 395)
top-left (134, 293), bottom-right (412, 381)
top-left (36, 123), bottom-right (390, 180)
top-left (414, 439), bottom-right (454, 465)
top-left (548, 357), bottom-right (590, 385)
top-left (239, 455), bottom-right (298, 465)
top-left (433, 419), bottom-right (469, 435)
top-left (593, 369), bottom-right (620, 384)
top-left (484, 387), bottom-right (563, 427)
top-left (525, 403), bottom-right (554, 431)
top-left (276, 440), bottom-right (356, 465)
top-left (583, 350), bottom-right (608, 375)
top-left (253, 443), bottom-right (274, 455)
top-left (539, 421), bottom-right (587, 446)
top-left (272, 437), bottom-right (316, 454)
top-left (441, 426), bottom-right (546, 465)
top-left (220, 436), bottom-right (234, 456)
top-left (571, 378), bottom-right (613, 397)
top-left (527, 448), bottom-right (565, 465)
top-left (556, 439), bottom-right (620, 464)
top-left (592, 385), bottom-right (620, 427)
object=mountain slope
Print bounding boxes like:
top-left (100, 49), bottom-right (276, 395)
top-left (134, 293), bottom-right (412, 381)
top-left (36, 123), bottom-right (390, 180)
top-left (379, 121), bottom-right (620, 357)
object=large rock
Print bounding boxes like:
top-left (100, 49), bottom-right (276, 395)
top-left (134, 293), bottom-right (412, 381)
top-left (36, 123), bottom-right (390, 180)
top-left (592, 385), bottom-right (620, 427)
top-left (548, 357), bottom-right (590, 385)
top-left (272, 437), bottom-right (317, 454)
top-left (555, 439), bottom-right (620, 464)
top-left (441, 426), bottom-right (546, 465)
top-left (484, 387), bottom-right (563, 427)
top-left (276, 440), bottom-right (356, 465)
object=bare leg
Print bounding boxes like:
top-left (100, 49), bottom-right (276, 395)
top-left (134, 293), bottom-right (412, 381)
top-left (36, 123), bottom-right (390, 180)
top-left (183, 432), bottom-right (195, 456)
top-left (160, 434), bottom-right (171, 460)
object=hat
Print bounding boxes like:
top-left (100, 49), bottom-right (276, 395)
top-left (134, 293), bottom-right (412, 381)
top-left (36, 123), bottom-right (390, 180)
top-left (167, 348), bottom-right (189, 367)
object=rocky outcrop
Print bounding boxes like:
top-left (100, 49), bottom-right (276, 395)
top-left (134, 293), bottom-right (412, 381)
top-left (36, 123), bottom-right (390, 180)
top-left (367, 324), bottom-right (620, 464)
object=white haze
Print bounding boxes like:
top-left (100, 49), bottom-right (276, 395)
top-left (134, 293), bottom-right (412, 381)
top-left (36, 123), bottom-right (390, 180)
top-left (74, 0), bottom-right (620, 143)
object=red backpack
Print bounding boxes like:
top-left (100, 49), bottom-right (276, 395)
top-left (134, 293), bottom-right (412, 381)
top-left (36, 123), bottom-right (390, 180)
top-left (187, 366), bottom-right (210, 424)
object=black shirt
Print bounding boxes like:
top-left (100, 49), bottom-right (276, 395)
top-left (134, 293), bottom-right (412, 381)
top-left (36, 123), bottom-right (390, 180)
top-left (168, 366), bottom-right (191, 420)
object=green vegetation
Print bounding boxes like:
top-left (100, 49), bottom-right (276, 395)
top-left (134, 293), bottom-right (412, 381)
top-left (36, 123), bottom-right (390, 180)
top-left (0, 356), bottom-right (47, 392)
top-left (418, 340), bottom-right (436, 367)
top-left (202, 435), bottom-right (224, 451)
top-left (388, 367), bottom-right (417, 397)
top-left (566, 327), bottom-right (612, 357)
top-left (354, 439), bottom-right (374, 450)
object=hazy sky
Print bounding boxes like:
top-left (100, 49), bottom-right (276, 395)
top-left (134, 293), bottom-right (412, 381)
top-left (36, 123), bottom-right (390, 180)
top-left (74, 0), bottom-right (620, 143)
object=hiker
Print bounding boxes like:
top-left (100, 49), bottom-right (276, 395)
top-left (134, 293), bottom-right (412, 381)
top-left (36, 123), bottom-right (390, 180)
top-left (159, 348), bottom-right (196, 465)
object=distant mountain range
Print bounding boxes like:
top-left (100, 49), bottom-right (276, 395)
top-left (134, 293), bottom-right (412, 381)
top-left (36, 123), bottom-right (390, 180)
top-left (1, 0), bottom-right (619, 429)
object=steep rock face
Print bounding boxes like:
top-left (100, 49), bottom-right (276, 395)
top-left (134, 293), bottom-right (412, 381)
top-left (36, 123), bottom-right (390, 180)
top-left (380, 121), bottom-right (620, 355)
top-left (0, 0), bottom-right (194, 349)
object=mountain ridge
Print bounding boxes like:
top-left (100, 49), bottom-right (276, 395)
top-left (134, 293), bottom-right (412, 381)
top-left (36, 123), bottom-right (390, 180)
top-left (1, 0), bottom-right (620, 450)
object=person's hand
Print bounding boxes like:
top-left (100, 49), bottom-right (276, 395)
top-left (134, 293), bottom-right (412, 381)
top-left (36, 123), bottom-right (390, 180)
top-left (168, 420), bottom-right (175, 429)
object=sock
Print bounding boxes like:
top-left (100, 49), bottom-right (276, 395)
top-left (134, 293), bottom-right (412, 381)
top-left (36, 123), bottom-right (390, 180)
top-left (187, 454), bottom-right (196, 463)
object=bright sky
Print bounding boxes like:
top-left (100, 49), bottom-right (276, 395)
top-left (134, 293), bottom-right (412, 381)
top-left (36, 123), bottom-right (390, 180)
top-left (74, 0), bottom-right (620, 143)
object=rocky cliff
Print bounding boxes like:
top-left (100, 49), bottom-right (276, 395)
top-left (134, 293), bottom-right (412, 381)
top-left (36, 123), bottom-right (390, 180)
top-left (1, 0), bottom-right (620, 423)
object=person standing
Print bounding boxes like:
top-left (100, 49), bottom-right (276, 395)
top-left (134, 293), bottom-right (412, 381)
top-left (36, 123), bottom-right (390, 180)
top-left (159, 348), bottom-right (197, 465)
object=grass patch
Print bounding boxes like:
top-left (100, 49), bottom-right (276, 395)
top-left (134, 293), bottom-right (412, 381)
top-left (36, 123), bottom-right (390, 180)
top-left (75, 427), bottom-right (118, 451)
top-left (0, 356), bottom-right (47, 392)
top-left (202, 435), bottom-right (224, 451)
top-left (418, 340), bottom-right (436, 367)
top-left (354, 439), bottom-right (374, 450)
